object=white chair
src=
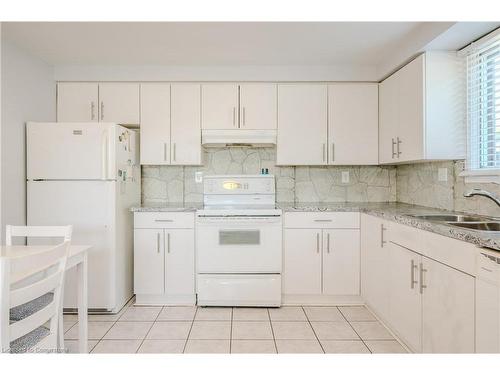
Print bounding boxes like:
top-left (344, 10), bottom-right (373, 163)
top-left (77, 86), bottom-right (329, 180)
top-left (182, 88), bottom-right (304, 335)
top-left (5, 225), bottom-right (72, 351)
top-left (0, 240), bottom-right (70, 353)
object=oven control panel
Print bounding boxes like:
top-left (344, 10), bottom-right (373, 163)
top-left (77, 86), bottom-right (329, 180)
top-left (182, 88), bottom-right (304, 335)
top-left (204, 175), bottom-right (275, 195)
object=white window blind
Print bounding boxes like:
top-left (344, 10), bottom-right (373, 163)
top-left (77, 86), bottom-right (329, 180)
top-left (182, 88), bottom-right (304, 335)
top-left (467, 33), bottom-right (500, 170)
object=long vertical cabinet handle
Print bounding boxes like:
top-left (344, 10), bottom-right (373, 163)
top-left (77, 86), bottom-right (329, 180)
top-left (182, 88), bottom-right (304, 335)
top-left (380, 224), bottom-right (386, 247)
top-left (173, 143), bottom-right (176, 162)
top-left (156, 232), bottom-right (160, 254)
top-left (419, 262), bottom-right (427, 294)
top-left (410, 260), bottom-right (418, 289)
top-left (91, 102), bottom-right (96, 121)
top-left (316, 233), bottom-right (320, 254)
top-left (100, 102), bottom-right (104, 121)
top-left (326, 233), bottom-right (330, 254)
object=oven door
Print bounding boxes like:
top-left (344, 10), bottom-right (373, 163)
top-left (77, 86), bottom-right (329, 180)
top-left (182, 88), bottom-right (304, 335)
top-left (196, 216), bottom-right (282, 273)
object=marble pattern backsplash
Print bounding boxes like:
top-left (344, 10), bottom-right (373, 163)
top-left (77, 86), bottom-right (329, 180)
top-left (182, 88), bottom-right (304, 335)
top-left (141, 147), bottom-right (397, 205)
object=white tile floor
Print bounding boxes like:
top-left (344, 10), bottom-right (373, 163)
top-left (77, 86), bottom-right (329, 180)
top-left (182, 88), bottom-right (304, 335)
top-left (63, 304), bottom-right (407, 354)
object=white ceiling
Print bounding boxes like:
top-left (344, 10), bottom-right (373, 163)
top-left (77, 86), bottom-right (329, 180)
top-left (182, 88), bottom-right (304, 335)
top-left (3, 22), bottom-right (426, 66)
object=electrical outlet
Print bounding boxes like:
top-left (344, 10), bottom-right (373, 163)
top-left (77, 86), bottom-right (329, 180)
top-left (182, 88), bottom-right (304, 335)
top-left (195, 171), bottom-right (203, 183)
top-left (341, 171), bottom-right (350, 184)
top-left (438, 168), bottom-right (448, 182)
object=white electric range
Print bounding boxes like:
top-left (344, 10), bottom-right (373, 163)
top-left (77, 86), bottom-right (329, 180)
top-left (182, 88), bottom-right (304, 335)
top-left (196, 175), bottom-right (282, 307)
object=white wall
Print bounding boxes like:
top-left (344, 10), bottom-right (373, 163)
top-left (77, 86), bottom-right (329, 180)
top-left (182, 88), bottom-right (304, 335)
top-left (1, 35), bottom-right (56, 243)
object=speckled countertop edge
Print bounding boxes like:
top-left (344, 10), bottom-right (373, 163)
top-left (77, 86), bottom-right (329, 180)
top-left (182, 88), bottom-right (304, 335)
top-left (131, 201), bottom-right (500, 251)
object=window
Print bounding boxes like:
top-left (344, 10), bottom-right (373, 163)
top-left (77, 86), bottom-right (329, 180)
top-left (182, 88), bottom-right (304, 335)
top-left (466, 31), bottom-right (500, 180)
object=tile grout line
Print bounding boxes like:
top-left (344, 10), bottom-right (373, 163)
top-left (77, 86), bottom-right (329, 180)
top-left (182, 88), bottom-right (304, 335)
top-left (182, 306), bottom-right (198, 354)
top-left (135, 306), bottom-right (163, 353)
top-left (267, 308), bottom-right (278, 354)
top-left (301, 306), bottom-right (325, 354)
top-left (336, 307), bottom-right (372, 354)
top-left (229, 308), bottom-right (233, 353)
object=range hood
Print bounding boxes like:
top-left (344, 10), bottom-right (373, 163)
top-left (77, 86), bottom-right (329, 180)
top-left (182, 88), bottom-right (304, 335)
top-left (202, 129), bottom-right (277, 147)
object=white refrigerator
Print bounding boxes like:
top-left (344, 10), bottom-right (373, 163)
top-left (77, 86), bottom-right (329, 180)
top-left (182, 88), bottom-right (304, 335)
top-left (26, 122), bottom-right (141, 313)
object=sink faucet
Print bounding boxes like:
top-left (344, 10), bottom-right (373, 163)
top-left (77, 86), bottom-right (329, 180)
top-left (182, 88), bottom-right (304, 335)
top-left (464, 189), bottom-right (500, 208)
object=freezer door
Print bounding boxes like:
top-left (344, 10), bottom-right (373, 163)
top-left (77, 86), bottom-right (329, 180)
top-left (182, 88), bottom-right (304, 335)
top-left (27, 122), bottom-right (116, 180)
top-left (27, 180), bottom-right (117, 310)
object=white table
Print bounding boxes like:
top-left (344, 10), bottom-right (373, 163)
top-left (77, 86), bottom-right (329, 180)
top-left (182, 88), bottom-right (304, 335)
top-left (1, 245), bottom-right (91, 353)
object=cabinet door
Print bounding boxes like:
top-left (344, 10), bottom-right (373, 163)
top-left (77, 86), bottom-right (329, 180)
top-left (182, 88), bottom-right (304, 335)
top-left (165, 229), bottom-right (195, 296)
top-left (360, 215), bottom-right (390, 319)
top-left (133, 229), bottom-right (164, 295)
top-left (201, 84), bottom-right (239, 129)
top-left (239, 84), bottom-right (277, 130)
top-left (397, 55), bottom-right (425, 162)
top-left (283, 229), bottom-right (322, 295)
top-left (378, 74), bottom-right (399, 164)
top-left (388, 242), bottom-right (422, 352)
top-left (277, 84), bottom-right (328, 165)
top-left (171, 84), bottom-right (202, 165)
top-left (328, 84), bottom-right (378, 165)
top-left (140, 83), bottom-right (171, 164)
top-left (57, 82), bottom-right (99, 122)
top-left (99, 83), bottom-right (140, 125)
top-left (422, 257), bottom-right (475, 353)
top-left (322, 229), bottom-right (360, 295)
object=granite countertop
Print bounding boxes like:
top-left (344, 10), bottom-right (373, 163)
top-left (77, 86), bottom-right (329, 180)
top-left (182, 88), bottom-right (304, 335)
top-left (131, 201), bottom-right (500, 251)
top-left (279, 201), bottom-right (500, 251)
top-left (130, 202), bottom-right (203, 212)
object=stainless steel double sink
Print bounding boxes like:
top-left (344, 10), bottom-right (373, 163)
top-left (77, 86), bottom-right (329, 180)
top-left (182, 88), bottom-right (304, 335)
top-left (410, 214), bottom-right (500, 232)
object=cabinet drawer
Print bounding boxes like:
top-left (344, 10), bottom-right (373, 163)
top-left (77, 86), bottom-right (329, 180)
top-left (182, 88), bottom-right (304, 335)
top-left (134, 212), bottom-right (195, 229)
top-left (284, 212), bottom-right (359, 229)
top-left (388, 221), bottom-right (424, 253)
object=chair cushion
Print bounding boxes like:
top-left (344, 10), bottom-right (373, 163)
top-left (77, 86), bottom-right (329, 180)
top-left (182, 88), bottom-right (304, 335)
top-left (9, 326), bottom-right (50, 353)
top-left (10, 292), bottom-right (54, 321)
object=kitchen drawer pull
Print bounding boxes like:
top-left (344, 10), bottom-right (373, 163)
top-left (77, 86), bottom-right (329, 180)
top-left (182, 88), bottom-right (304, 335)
top-left (155, 219), bottom-right (174, 223)
top-left (419, 263), bottom-right (427, 294)
top-left (410, 260), bottom-right (418, 289)
top-left (156, 232), bottom-right (160, 254)
top-left (314, 219), bottom-right (332, 222)
top-left (316, 233), bottom-right (320, 254)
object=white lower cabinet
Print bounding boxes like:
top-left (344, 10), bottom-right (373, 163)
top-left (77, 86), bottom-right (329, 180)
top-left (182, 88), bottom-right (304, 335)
top-left (283, 213), bottom-right (361, 303)
top-left (133, 212), bottom-right (195, 305)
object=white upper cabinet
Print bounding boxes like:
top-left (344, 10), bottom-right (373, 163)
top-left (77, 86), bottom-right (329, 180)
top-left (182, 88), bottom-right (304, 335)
top-left (239, 84), bottom-right (277, 130)
top-left (140, 83), bottom-right (171, 165)
top-left (99, 83), bottom-right (140, 125)
top-left (328, 84), bottom-right (378, 165)
top-left (201, 84), bottom-right (239, 129)
top-left (379, 52), bottom-right (465, 164)
top-left (171, 84), bottom-right (202, 165)
top-left (277, 84), bottom-right (328, 165)
top-left (57, 82), bottom-right (99, 122)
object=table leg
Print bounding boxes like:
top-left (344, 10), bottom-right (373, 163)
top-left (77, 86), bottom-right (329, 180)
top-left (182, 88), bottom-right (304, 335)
top-left (77, 254), bottom-right (88, 353)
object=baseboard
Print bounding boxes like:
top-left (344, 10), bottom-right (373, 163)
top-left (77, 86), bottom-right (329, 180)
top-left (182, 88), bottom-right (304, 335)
top-left (282, 294), bottom-right (364, 306)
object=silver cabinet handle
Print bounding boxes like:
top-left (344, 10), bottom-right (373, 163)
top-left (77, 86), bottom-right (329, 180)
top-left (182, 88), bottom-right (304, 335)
top-left (419, 262), bottom-right (427, 294)
top-left (167, 233), bottom-right (171, 253)
top-left (410, 260), bottom-right (418, 289)
top-left (316, 233), bottom-right (320, 254)
top-left (163, 143), bottom-right (167, 161)
top-left (397, 137), bottom-right (402, 157)
top-left (91, 101), bottom-right (96, 121)
top-left (242, 107), bottom-right (246, 126)
top-left (380, 224), bottom-right (387, 247)
top-left (322, 144), bottom-right (326, 162)
top-left (173, 143), bottom-right (176, 162)
top-left (391, 138), bottom-right (397, 158)
top-left (155, 219), bottom-right (173, 222)
top-left (232, 107), bottom-right (236, 127)
top-left (314, 219), bottom-right (332, 222)
top-left (156, 232), bottom-right (160, 254)
top-left (100, 102), bottom-right (104, 121)
top-left (326, 233), bottom-right (330, 254)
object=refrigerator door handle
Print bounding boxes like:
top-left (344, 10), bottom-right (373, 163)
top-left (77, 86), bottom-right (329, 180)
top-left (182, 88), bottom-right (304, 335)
top-left (101, 130), bottom-right (108, 180)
